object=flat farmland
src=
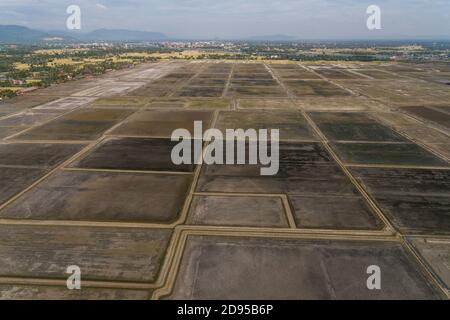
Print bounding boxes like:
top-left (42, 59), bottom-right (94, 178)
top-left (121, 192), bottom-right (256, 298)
top-left (0, 60), bottom-right (448, 300)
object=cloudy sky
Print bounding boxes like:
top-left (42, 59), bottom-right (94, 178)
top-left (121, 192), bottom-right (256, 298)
top-left (1, 0), bottom-right (449, 39)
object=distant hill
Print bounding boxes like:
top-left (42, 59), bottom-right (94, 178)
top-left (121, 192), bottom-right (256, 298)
top-left (0, 25), bottom-right (51, 43)
top-left (246, 34), bottom-right (297, 41)
top-left (0, 25), bottom-right (168, 43)
top-left (84, 29), bottom-right (168, 41)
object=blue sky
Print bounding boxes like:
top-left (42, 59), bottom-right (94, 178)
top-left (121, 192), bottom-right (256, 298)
top-left (1, 0), bottom-right (449, 39)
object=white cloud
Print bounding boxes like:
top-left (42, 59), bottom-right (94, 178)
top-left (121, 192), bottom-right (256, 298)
top-left (96, 4), bottom-right (108, 10)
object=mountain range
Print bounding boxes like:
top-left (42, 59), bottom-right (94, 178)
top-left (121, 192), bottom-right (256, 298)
top-left (0, 25), bottom-right (299, 43)
top-left (246, 34), bottom-right (297, 41)
top-left (0, 25), bottom-right (168, 43)
top-left (1, 25), bottom-right (449, 43)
